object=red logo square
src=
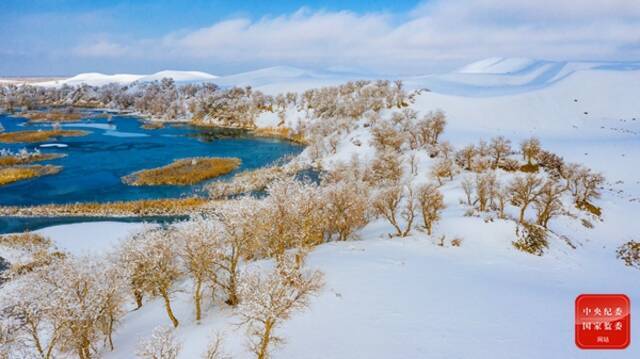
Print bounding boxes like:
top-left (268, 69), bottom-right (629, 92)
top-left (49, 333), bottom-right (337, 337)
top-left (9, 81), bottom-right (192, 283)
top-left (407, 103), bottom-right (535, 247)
top-left (575, 294), bottom-right (630, 349)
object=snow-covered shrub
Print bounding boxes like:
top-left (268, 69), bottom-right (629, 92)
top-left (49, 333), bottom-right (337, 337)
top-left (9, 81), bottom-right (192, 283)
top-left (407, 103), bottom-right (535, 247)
top-left (202, 333), bottom-right (229, 359)
top-left (456, 144), bottom-right (477, 171)
top-left (367, 148), bottom-right (403, 185)
top-left (238, 252), bottom-right (323, 359)
top-left (616, 241), bottom-right (640, 270)
top-left (513, 223), bottom-right (548, 256)
top-left (431, 158), bottom-right (455, 185)
top-left (370, 118), bottom-right (405, 152)
top-left (136, 326), bottom-right (181, 359)
top-left (321, 177), bottom-right (370, 241)
top-left (257, 178), bottom-right (327, 256)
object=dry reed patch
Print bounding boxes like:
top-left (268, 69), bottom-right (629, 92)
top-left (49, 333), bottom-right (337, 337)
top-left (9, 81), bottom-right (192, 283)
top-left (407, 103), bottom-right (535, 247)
top-left (123, 157), bottom-right (241, 186)
top-left (141, 122), bottom-right (165, 130)
top-left (251, 127), bottom-right (307, 144)
top-left (0, 232), bottom-right (51, 250)
top-left (519, 163), bottom-right (540, 173)
top-left (0, 129), bottom-right (88, 143)
top-left (0, 197), bottom-right (210, 217)
top-left (20, 111), bottom-right (83, 122)
top-left (0, 153), bottom-right (65, 166)
top-left (0, 165), bottom-right (61, 186)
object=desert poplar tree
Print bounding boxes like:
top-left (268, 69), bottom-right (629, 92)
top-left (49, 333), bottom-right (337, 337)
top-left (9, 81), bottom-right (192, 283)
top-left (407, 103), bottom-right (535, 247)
top-left (509, 174), bottom-right (544, 223)
top-left (461, 176), bottom-right (474, 205)
top-left (175, 216), bottom-right (223, 321)
top-left (520, 137), bottom-right (541, 165)
top-left (431, 158), bottom-right (454, 185)
top-left (475, 172), bottom-right (497, 212)
top-left (533, 180), bottom-right (566, 228)
top-left (211, 197), bottom-right (262, 306)
top-left (417, 183), bottom-right (445, 235)
top-left (372, 183), bottom-right (404, 237)
top-left (322, 178), bottom-right (370, 241)
top-left (238, 253), bottom-right (323, 359)
top-left (120, 228), bottom-right (182, 328)
top-left (489, 136), bottom-right (512, 169)
top-left (457, 144), bottom-right (477, 171)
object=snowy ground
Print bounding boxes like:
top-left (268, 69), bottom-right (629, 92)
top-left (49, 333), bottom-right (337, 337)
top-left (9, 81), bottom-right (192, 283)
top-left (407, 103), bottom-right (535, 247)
top-left (2, 58), bottom-right (639, 358)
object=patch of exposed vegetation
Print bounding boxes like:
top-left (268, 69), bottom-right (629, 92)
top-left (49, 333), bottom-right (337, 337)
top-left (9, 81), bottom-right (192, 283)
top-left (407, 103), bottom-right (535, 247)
top-left (141, 121), bottom-right (165, 130)
top-left (207, 160), bottom-right (306, 199)
top-left (576, 200), bottom-right (602, 216)
top-left (0, 151), bottom-right (65, 166)
top-left (617, 240), bottom-right (640, 269)
top-left (0, 232), bottom-right (51, 251)
top-left (513, 222), bottom-right (548, 256)
top-left (123, 157), bottom-right (241, 186)
top-left (0, 197), bottom-right (209, 217)
top-left (0, 129), bottom-right (88, 143)
top-left (20, 110), bottom-right (83, 122)
top-left (251, 126), bottom-right (307, 144)
top-left (519, 163), bottom-right (539, 173)
top-left (0, 165), bottom-right (61, 186)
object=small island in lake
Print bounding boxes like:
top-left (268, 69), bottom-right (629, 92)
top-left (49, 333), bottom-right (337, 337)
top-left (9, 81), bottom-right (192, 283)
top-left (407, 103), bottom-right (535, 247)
top-left (0, 129), bottom-right (88, 143)
top-left (122, 157), bottom-right (241, 186)
top-left (0, 165), bottom-right (62, 186)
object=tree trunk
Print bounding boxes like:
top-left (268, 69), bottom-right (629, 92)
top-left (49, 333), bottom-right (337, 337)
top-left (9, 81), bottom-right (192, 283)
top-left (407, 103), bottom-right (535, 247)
top-left (257, 319), bottom-right (275, 359)
top-left (519, 205), bottom-right (527, 223)
top-left (161, 289), bottom-right (179, 328)
top-left (134, 289), bottom-right (143, 310)
top-left (194, 279), bottom-right (203, 321)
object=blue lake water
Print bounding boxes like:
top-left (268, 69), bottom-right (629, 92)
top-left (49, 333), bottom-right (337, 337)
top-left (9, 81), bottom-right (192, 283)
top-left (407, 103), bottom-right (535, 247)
top-left (0, 111), bottom-right (303, 206)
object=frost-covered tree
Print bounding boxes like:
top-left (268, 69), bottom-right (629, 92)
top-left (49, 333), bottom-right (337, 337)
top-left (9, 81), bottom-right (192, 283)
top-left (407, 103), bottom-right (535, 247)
top-left (321, 177), bottom-right (370, 241)
top-left (175, 216), bottom-right (223, 321)
top-left (238, 253), bottom-right (323, 359)
top-left (136, 326), bottom-right (181, 359)
top-left (120, 228), bottom-right (182, 327)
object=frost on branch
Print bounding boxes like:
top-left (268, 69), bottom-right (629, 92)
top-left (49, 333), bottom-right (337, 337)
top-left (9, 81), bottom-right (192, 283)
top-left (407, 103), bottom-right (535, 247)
top-left (136, 326), bottom-right (182, 359)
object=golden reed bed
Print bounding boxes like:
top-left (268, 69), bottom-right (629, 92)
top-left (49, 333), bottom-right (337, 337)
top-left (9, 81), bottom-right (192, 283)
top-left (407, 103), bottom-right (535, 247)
top-left (0, 129), bottom-right (88, 143)
top-left (0, 165), bottom-right (62, 186)
top-left (123, 157), bottom-right (241, 186)
top-left (0, 153), bottom-right (65, 166)
top-left (0, 197), bottom-right (211, 217)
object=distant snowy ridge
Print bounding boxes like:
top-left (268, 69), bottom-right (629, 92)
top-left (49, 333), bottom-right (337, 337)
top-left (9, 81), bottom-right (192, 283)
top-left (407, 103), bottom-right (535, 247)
top-left (404, 57), bottom-right (640, 96)
top-left (23, 57), bottom-right (640, 96)
top-left (36, 70), bottom-right (218, 87)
